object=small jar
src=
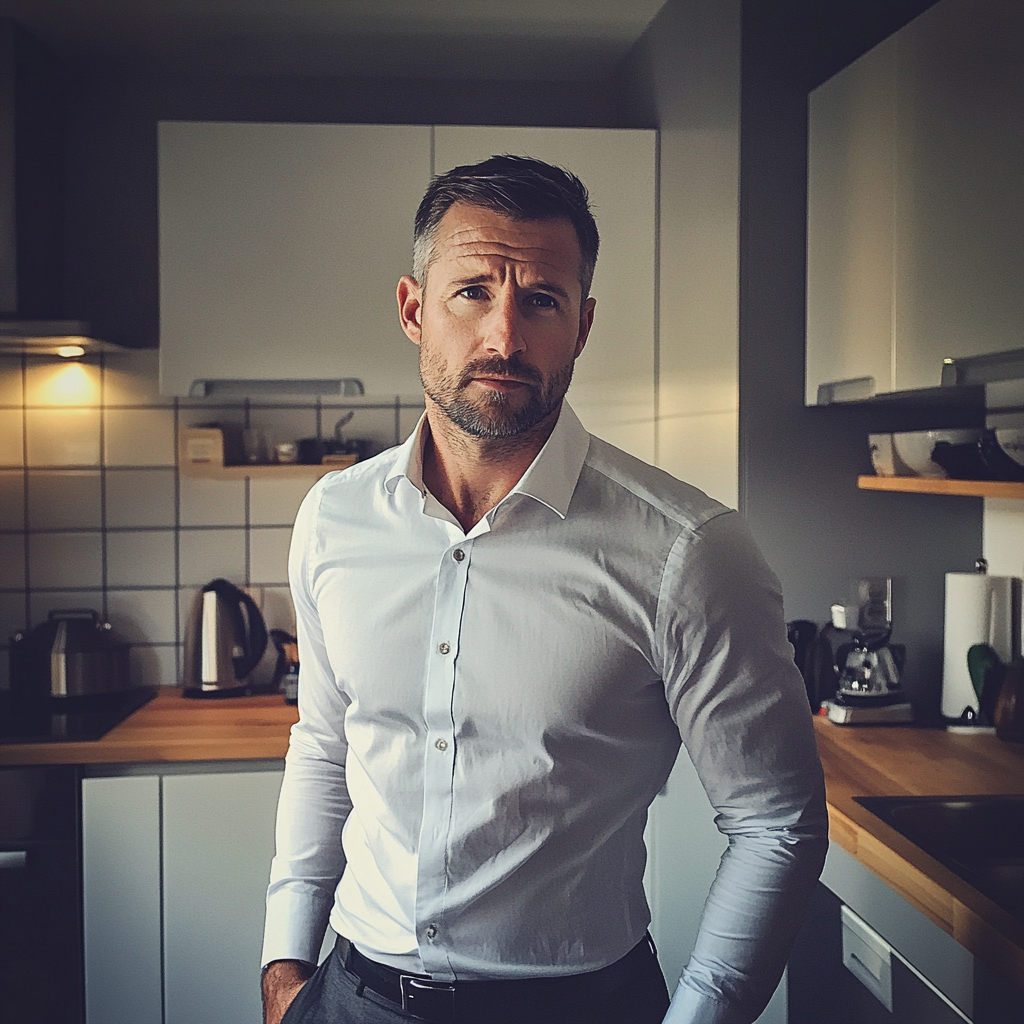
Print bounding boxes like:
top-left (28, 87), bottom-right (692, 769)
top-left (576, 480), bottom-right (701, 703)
top-left (275, 441), bottom-right (299, 464)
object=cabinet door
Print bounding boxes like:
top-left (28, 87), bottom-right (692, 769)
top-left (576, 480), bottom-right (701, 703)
top-left (159, 123), bottom-right (431, 398)
top-left (162, 769), bottom-right (283, 1024)
top-left (805, 0), bottom-right (1024, 403)
top-left (433, 127), bottom-right (657, 463)
top-left (82, 775), bottom-right (162, 1024)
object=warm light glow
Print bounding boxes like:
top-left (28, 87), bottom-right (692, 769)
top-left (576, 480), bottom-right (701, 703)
top-left (57, 345), bottom-right (86, 358)
top-left (40, 362), bottom-right (101, 404)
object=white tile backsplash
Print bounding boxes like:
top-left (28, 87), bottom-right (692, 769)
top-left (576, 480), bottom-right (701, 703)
top-left (129, 643), bottom-right (179, 688)
top-left (0, 471), bottom-right (25, 530)
top-left (260, 585), bottom-right (297, 636)
top-left (28, 532), bottom-right (103, 589)
top-left (5, 356), bottom-right (422, 658)
top-left (105, 469), bottom-right (177, 528)
top-left (106, 530), bottom-right (177, 588)
top-left (104, 407), bottom-right (176, 466)
top-left (179, 475), bottom-right (245, 527)
top-left (0, 409), bottom-right (24, 466)
top-left (107, 588), bottom-right (178, 644)
top-left (179, 528), bottom-right (246, 586)
top-left (25, 407), bottom-right (102, 466)
top-left (0, 533), bottom-right (26, 589)
top-left (27, 471), bottom-right (102, 531)
top-left (0, 360), bottom-right (23, 406)
top-left (249, 527), bottom-right (292, 585)
top-left (249, 477), bottom-right (313, 526)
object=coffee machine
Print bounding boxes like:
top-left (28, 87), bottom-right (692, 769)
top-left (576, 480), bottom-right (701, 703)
top-left (821, 578), bottom-right (914, 724)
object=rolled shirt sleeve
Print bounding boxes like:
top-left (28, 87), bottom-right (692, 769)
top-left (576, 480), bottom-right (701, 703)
top-left (262, 481), bottom-right (353, 967)
top-left (658, 512), bottom-right (829, 1023)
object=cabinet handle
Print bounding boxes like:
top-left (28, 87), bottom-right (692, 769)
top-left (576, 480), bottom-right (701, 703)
top-left (0, 851), bottom-right (27, 870)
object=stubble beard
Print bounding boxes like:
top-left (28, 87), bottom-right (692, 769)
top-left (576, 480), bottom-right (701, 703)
top-left (420, 348), bottom-right (575, 440)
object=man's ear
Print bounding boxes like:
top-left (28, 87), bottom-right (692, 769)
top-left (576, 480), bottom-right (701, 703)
top-left (397, 276), bottom-right (424, 345)
top-left (574, 296), bottom-right (597, 359)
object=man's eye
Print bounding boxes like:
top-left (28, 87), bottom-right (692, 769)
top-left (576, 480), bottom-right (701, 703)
top-left (459, 286), bottom-right (487, 300)
top-left (528, 294), bottom-right (558, 309)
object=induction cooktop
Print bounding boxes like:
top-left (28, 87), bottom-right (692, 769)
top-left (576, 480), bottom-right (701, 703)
top-left (0, 687), bottom-right (158, 744)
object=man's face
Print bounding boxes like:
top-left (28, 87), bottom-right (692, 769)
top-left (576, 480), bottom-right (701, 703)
top-left (397, 203), bottom-right (596, 440)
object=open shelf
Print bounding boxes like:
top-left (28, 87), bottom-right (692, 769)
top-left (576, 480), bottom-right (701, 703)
top-left (179, 461), bottom-right (340, 480)
top-left (178, 428), bottom-right (355, 480)
top-left (858, 475), bottom-right (1024, 499)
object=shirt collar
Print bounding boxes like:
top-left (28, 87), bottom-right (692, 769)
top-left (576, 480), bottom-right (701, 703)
top-left (383, 402), bottom-right (590, 520)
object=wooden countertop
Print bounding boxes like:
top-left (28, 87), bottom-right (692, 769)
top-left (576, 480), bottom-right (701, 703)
top-left (5, 688), bottom-right (1024, 985)
top-left (814, 715), bottom-right (1024, 987)
top-left (0, 688), bottom-right (298, 766)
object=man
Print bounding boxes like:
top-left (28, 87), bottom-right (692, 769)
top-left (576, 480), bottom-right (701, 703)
top-left (262, 155), bottom-right (827, 1024)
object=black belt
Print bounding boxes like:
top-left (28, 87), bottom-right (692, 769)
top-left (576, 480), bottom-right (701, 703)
top-left (342, 934), bottom-right (657, 1024)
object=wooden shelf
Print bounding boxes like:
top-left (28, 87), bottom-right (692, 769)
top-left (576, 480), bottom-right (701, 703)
top-left (179, 461), bottom-right (339, 480)
top-left (178, 428), bottom-right (354, 480)
top-left (858, 475), bottom-right (1024, 499)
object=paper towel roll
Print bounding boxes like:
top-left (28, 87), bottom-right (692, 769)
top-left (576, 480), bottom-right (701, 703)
top-left (942, 573), bottom-right (1021, 719)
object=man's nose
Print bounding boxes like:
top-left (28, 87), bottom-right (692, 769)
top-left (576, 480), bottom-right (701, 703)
top-left (483, 290), bottom-right (526, 357)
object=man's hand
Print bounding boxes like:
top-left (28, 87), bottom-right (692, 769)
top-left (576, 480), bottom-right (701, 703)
top-left (262, 959), bottom-right (316, 1024)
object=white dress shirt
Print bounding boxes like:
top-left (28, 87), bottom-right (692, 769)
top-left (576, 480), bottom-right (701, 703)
top-left (262, 402), bottom-right (827, 1024)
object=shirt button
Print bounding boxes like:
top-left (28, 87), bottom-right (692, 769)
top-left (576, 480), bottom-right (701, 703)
top-left (452, 548), bottom-right (465, 562)
top-left (437, 642), bottom-right (451, 655)
top-left (426, 924), bottom-right (438, 940)
top-left (435, 738), bottom-right (448, 752)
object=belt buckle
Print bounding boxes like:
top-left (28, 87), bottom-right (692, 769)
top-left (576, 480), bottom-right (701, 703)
top-left (399, 975), bottom-right (457, 1022)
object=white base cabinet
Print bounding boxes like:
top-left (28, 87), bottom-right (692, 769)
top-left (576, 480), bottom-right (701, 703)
top-left (82, 775), bottom-right (163, 1024)
top-left (82, 765), bottom-right (284, 1024)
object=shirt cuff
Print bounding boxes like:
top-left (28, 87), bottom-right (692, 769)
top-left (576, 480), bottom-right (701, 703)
top-left (261, 892), bottom-right (331, 968)
top-left (663, 981), bottom-right (745, 1024)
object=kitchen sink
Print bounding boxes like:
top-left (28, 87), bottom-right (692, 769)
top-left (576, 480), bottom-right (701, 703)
top-left (854, 795), bottom-right (1024, 924)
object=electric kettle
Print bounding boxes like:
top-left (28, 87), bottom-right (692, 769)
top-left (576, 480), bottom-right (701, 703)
top-left (182, 579), bottom-right (268, 697)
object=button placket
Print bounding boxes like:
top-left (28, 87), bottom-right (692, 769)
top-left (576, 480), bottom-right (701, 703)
top-left (414, 540), bottom-right (472, 974)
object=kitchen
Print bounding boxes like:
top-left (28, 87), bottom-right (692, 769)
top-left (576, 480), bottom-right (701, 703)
top-left (1, 1), bottom-right (1022, 1022)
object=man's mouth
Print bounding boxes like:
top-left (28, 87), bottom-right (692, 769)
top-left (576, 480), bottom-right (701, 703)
top-left (458, 358), bottom-right (542, 392)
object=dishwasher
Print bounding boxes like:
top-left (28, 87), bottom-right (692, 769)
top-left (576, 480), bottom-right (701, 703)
top-left (0, 765), bottom-right (85, 1024)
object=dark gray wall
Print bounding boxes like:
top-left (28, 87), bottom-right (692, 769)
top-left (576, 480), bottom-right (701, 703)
top-left (61, 73), bottom-right (644, 350)
top-left (738, 0), bottom-right (984, 717)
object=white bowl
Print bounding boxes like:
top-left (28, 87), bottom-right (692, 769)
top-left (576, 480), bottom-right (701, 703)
top-left (892, 431), bottom-right (946, 478)
top-left (995, 428), bottom-right (1024, 468)
top-left (868, 433), bottom-right (896, 476)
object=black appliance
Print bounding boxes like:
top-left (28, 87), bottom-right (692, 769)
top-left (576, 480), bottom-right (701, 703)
top-left (9, 608), bottom-right (132, 701)
top-left (0, 686), bottom-right (156, 745)
top-left (0, 765), bottom-right (84, 1024)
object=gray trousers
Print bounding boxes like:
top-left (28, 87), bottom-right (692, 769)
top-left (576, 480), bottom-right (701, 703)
top-left (281, 937), bottom-right (671, 1024)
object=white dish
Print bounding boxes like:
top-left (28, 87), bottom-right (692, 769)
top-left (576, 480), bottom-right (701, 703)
top-left (891, 431), bottom-right (946, 478)
top-left (868, 433), bottom-right (896, 476)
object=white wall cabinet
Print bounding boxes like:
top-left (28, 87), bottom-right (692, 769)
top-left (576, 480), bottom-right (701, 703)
top-left (82, 766), bottom-right (284, 1024)
top-left (806, 0), bottom-right (1024, 404)
top-left (159, 122), bottom-right (432, 399)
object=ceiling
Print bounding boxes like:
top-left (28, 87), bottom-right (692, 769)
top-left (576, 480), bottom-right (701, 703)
top-left (0, 0), bottom-right (670, 81)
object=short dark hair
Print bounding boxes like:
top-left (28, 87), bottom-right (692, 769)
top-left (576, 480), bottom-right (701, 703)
top-left (412, 154), bottom-right (600, 297)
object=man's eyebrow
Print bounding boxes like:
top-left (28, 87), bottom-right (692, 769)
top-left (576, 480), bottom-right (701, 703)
top-left (450, 274), bottom-right (571, 300)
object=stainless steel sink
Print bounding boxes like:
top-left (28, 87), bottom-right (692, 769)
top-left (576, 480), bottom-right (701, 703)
top-left (854, 795), bottom-right (1024, 924)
